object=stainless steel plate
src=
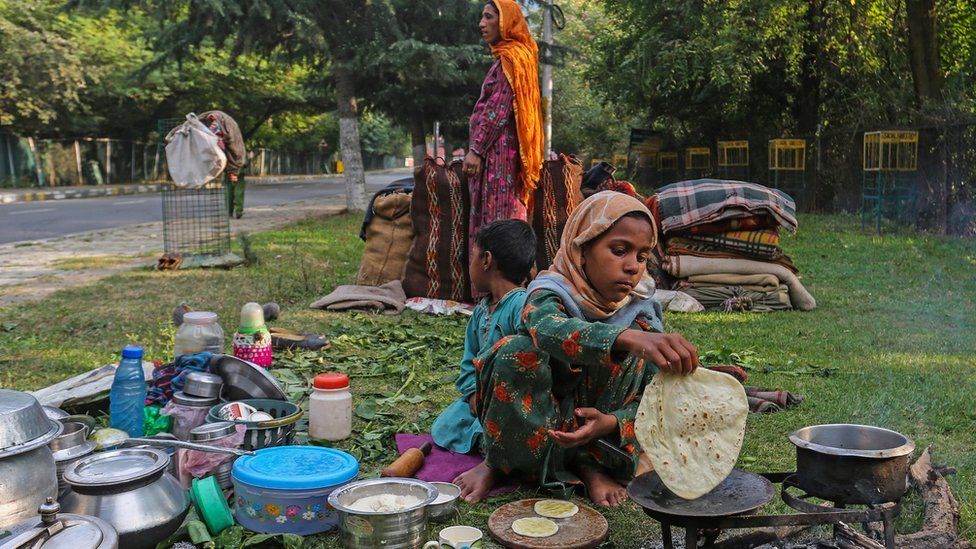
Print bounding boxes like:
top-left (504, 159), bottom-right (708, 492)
top-left (212, 355), bottom-right (286, 401)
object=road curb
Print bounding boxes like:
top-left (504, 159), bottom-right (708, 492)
top-left (0, 170), bottom-right (410, 205)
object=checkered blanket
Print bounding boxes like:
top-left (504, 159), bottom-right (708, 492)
top-left (669, 229), bottom-right (783, 260)
top-left (652, 179), bottom-right (797, 234)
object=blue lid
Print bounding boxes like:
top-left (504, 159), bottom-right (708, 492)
top-left (232, 446), bottom-right (359, 490)
top-left (122, 346), bottom-right (143, 359)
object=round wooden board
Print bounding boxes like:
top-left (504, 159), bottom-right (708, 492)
top-left (488, 499), bottom-right (609, 549)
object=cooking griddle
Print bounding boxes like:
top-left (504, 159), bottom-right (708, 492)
top-left (488, 499), bottom-right (608, 549)
top-left (627, 469), bottom-right (776, 518)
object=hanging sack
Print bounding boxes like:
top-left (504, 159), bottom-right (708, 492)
top-left (357, 191), bottom-right (414, 287)
top-left (165, 113), bottom-right (227, 188)
top-left (401, 158), bottom-right (472, 302)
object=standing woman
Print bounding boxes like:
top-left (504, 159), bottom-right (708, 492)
top-left (463, 0), bottom-right (544, 255)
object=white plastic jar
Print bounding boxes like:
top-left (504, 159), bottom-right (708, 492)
top-left (174, 311), bottom-right (225, 357)
top-left (309, 373), bottom-right (352, 441)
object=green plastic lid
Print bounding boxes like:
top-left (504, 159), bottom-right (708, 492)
top-left (191, 476), bottom-right (234, 536)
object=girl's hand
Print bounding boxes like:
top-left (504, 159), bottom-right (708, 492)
top-left (468, 393), bottom-right (479, 417)
top-left (549, 408), bottom-right (618, 448)
top-left (617, 330), bottom-right (699, 375)
top-left (463, 150), bottom-right (482, 177)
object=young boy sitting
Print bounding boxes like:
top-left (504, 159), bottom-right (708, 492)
top-left (431, 219), bottom-right (538, 454)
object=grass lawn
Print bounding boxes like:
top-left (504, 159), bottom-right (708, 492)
top-left (2, 212), bottom-right (975, 547)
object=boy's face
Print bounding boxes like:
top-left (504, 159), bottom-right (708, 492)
top-left (469, 243), bottom-right (491, 294)
top-left (582, 216), bottom-right (653, 303)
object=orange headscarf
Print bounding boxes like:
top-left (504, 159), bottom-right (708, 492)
top-left (489, 0), bottom-right (543, 205)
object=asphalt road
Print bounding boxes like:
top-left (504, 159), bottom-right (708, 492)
top-left (0, 172), bottom-right (410, 245)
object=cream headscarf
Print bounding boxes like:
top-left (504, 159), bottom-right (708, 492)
top-left (531, 191), bottom-right (661, 326)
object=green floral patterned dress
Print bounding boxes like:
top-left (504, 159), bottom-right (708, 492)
top-left (474, 288), bottom-right (660, 493)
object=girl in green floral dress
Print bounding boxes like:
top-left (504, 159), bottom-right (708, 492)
top-left (454, 191), bottom-right (700, 506)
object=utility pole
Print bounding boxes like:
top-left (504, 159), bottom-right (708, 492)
top-left (433, 121), bottom-right (441, 159)
top-left (541, 0), bottom-right (554, 158)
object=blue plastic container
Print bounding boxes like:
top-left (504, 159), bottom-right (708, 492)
top-left (231, 446), bottom-right (359, 535)
top-left (109, 346), bottom-right (145, 437)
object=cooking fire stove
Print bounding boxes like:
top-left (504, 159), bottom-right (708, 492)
top-left (628, 469), bottom-right (901, 549)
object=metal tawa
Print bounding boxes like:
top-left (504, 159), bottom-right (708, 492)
top-left (211, 355), bottom-right (287, 401)
top-left (627, 469), bottom-right (775, 518)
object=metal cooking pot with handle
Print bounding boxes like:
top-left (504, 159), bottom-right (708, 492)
top-left (789, 424), bottom-right (915, 504)
top-left (60, 448), bottom-right (189, 549)
top-left (0, 497), bottom-right (119, 549)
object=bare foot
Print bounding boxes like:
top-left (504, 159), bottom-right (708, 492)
top-left (453, 460), bottom-right (502, 503)
top-left (579, 465), bottom-right (628, 507)
top-left (636, 453), bottom-right (654, 477)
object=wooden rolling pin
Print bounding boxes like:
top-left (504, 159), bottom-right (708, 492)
top-left (381, 442), bottom-right (432, 477)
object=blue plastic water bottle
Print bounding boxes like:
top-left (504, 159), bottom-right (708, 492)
top-left (110, 345), bottom-right (146, 437)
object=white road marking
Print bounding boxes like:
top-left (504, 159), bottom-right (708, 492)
top-left (113, 199), bottom-right (148, 205)
top-left (9, 208), bottom-right (56, 215)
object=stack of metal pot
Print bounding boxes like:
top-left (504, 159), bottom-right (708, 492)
top-left (0, 389), bottom-right (62, 529)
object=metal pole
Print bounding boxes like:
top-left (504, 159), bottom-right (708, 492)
top-left (105, 140), bottom-right (112, 185)
top-left (541, 0), bottom-right (554, 157)
top-left (433, 121), bottom-right (440, 159)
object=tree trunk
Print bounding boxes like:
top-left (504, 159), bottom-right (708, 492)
top-left (794, 0), bottom-right (824, 212)
top-left (334, 65), bottom-right (368, 211)
top-left (410, 114), bottom-right (426, 168)
top-left (905, 0), bottom-right (944, 104)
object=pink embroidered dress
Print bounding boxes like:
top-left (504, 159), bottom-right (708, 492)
top-left (468, 60), bottom-right (526, 253)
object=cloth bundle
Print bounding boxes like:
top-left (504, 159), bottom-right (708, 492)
top-left (706, 366), bottom-right (804, 413)
top-left (529, 154), bottom-right (584, 272)
top-left (357, 190), bottom-right (414, 287)
top-left (647, 179), bottom-right (815, 312)
top-left (310, 280), bottom-right (407, 315)
top-left (401, 159), bottom-right (472, 302)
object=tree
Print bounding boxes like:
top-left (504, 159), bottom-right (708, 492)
top-left (0, 0), bottom-right (86, 132)
top-left (75, 0), bottom-right (397, 211)
top-left (363, 1), bottom-right (487, 167)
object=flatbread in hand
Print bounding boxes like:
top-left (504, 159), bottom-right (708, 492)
top-left (512, 517), bottom-right (559, 538)
top-left (635, 368), bottom-right (748, 499)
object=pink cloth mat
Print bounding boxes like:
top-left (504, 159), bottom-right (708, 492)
top-left (394, 433), bottom-right (518, 497)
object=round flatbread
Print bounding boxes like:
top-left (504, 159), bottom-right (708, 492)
top-left (635, 368), bottom-right (748, 500)
top-left (533, 499), bottom-right (579, 519)
top-left (512, 517), bottom-right (559, 538)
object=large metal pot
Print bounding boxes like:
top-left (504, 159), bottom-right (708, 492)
top-left (328, 478), bottom-right (437, 549)
top-left (60, 448), bottom-right (189, 549)
top-left (0, 390), bottom-right (62, 529)
top-left (790, 424), bottom-right (915, 504)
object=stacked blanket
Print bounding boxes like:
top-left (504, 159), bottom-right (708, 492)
top-left (647, 179), bottom-right (816, 312)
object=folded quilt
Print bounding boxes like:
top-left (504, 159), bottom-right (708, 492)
top-left (310, 280), bottom-right (406, 314)
top-left (665, 255), bottom-right (816, 311)
top-left (651, 179), bottom-right (797, 234)
top-left (674, 229), bottom-right (782, 259)
top-left (686, 273), bottom-right (781, 289)
top-left (665, 241), bottom-right (798, 273)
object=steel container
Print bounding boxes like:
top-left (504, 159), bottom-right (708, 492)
top-left (61, 448), bottom-right (189, 549)
top-left (328, 478), bottom-right (437, 549)
top-left (50, 420), bottom-right (97, 496)
top-left (0, 390), bottom-right (62, 529)
top-left (182, 372), bottom-right (224, 399)
top-left (790, 424), bottom-right (915, 504)
top-left (0, 497), bottom-right (119, 549)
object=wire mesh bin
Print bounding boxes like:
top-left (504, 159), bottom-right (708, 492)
top-left (158, 117), bottom-right (232, 257)
top-left (769, 138), bottom-right (806, 201)
top-left (861, 131), bottom-right (919, 232)
top-left (718, 140), bottom-right (750, 180)
top-left (684, 147), bottom-right (712, 178)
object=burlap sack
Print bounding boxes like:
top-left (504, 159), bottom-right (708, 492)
top-left (357, 191), bottom-right (414, 286)
top-left (531, 154), bottom-right (584, 271)
top-left (401, 159), bottom-right (472, 302)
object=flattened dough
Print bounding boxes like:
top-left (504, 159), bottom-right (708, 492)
top-left (635, 368), bottom-right (748, 499)
top-left (534, 499), bottom-right (579, 519)
top-left (512, 517), bottom-right (559, 538)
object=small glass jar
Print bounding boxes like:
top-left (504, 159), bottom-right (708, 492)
top-left (309, 373), bottom-right (352, 441)
top-left (174, 311), bottom-right (224, 357)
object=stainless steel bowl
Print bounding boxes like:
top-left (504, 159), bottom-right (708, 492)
top-left (182, 372), bottom-right (223, 399)
top-left (50, 421), bottom-right (97, 496)
top-left (328, 478), bottom-right (437, 549)
top-left (428, 482), bottom-right (461, 522)
top-left (212, 355), bottom-right (287, 401)
top-left (171, 391), bottom-right (219, 408)
top-left (0, 389), bottom-right (64, 458)
top-left (43, 405), bottom-right (70, 420)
